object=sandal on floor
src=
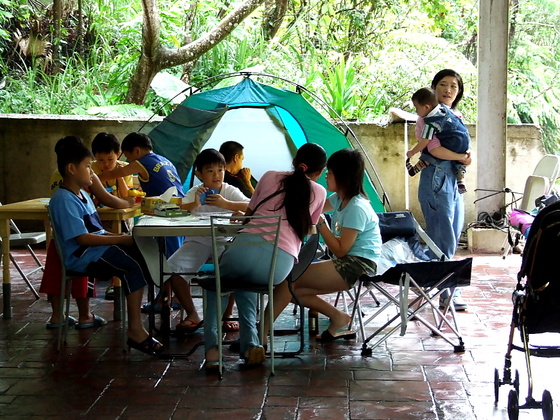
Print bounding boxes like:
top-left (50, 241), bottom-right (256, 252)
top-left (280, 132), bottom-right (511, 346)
top-left (222, 320), bottom-right (239, 332)
top-left (241, 346), bottom-right (265, 367)
top-left (75, 314), bottom-right (108, 330)
top-left (46, 315), bottom-right (78, 330)
top-left (316, 329), bottom-right (356, 342)
top-left (201, 359), bottom-right (221, 373)
top-left (175, 319), bottom-right (204, 334)
top-left (127, 336), bottom-right (163, 356)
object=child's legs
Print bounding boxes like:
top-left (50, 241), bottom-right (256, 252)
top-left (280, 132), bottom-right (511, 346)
top-left (86, 245), bottom-right (149, 338)
top-left (293, 260), bottom-right (351, 331)
top-left (168, 241), bottom-right (214, 320)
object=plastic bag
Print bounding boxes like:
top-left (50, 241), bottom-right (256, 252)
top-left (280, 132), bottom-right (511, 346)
top-left (376, 237), bottom-right (427, 275)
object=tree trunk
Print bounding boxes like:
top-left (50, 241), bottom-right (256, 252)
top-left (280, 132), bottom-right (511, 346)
top-left (262, 0), bottom-right (288, 40)
top-left (126, 0), bottom-right (267, 105)
top-left (52, 0), bottom-right (62, 72)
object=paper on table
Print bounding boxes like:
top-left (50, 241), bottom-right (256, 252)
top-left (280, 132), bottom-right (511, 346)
top-left (160, 186), bottom-right (178, 203)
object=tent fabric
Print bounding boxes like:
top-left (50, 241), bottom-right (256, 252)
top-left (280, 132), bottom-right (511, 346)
top-left (148, 76), bottom-right (385, 212)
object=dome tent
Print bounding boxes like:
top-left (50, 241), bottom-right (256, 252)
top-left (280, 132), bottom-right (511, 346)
top-left (147, 72), bottom-right (389, 212)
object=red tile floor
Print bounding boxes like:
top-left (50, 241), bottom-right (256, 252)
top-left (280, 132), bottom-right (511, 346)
top-left (1, 245), bottom-right (559, 419)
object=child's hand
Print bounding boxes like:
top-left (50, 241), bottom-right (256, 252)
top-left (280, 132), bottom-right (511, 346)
top-left (406, 150), bottom-right (415, 159)
top-left (204, 193), bottom-right (225, 207)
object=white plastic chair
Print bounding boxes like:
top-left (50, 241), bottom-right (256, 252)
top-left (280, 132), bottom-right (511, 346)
top-left (519, 154), bottom-right (560, 211)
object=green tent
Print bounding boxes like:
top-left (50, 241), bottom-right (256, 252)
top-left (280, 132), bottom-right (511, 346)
top-left (148, 74), bottom-right (389, 212)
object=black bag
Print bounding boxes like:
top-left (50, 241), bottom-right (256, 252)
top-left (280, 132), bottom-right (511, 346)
top-left (377, 211), bottom-right (416, 242)
top-left (535, 191), bottom-right (559, 211)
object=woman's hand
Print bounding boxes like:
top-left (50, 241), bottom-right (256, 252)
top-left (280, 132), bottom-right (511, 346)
top-left (458, 151), bottom-right (472, 166)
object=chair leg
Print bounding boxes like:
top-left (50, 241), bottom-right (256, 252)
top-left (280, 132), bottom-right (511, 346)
top-left (9, 253), bottom-right (40, 299)
top-left (57, 276), bottom-right (72, 351)
top-left (266, 293), bottom-right (275, 375)
top-left (120, 286), bottom-right (127, 351)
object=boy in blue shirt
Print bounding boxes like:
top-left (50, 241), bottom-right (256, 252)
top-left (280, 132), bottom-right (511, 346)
top-left (50, 136), bottom-right (162, 355)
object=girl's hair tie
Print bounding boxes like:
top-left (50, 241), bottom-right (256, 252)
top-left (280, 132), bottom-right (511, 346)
top-left (298, 163), bottom-right (308, 172)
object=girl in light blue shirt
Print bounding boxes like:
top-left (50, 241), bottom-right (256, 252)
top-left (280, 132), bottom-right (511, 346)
top-left (273, 149), bottom-right (381, 342)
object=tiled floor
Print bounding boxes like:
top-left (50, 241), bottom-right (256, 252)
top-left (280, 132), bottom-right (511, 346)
top-left (1, 246), bottom-right (559, 419)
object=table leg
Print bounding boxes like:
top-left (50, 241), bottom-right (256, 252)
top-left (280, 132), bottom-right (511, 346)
top-left (1, 219), bottom-right (12, 319)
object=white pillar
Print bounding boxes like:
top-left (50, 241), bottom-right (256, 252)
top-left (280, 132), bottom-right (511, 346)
top-left (476, 0), bottom-right (509, 218)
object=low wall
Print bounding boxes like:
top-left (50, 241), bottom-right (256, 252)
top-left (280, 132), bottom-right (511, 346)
top-left (0, 114), bottom-right (544, 229)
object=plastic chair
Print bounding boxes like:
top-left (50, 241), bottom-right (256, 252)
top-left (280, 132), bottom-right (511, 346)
top-left (519, 154), bottom-right (560, 212)
top-left (197, 214), bottom-right (282, 378)
top-left (46, 205), bottom-right (126, 351)
top-left (0, 202), bottom-right (45, 299)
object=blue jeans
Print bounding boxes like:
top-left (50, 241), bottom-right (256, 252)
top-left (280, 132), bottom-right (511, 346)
top-left (203, 235), bottom-right (294, 355)
top-left (418, 160), bottom-right (464, 260)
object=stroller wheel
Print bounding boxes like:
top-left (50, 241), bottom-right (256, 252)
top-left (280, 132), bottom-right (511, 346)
top-left (542, 389), bottom-right (553, 420)
top-left (508, 389), bottom-right (519, 420)
top-left (494, 368), bottom-right (501, 404)
top-left (513, 370), bottom-right (520, 395)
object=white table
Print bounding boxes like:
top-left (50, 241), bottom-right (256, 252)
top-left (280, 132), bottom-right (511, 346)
top-left (133, 213), bottom-right (239, 335)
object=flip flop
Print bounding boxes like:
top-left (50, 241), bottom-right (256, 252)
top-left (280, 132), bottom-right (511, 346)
top-left (316, 329), bottom-right (356, 342)
top-left (46, 315), bottom-right (78, 330)
top-left (175, 319), bottom-right (204, 334)
top-left (222, 320), bottom-right (240, 332)
top-left (241, 346), bottom-right (266, 368)
top-left (75, 314), bottom-right (108, 330)
top-left (127, 336), bottom-right (163, 356)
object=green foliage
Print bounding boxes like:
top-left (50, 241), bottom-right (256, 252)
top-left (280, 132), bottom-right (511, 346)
top-left (0, 0), bottom-right (558, 154)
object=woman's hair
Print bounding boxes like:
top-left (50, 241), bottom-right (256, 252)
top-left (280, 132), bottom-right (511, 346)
top-left (327, 149), bottom-right (366, 201)
top-left (280, 143), bottom-right (327, 240)
top-left (431, 69), bottom-right (464, 109)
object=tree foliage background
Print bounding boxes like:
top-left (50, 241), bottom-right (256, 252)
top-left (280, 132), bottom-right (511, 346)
top-left (0, 0), bottom-right (559, 153)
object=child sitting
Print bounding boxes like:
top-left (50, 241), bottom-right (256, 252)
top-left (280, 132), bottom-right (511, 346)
top-left (41, 137), bottom-right (134, 330)
top-left (50, 136), bottom-right (162, 355)
top-left (407, 87), bottom-right (471, 194)
top-left (167, 148), bottom-right (250, 333)
top-left (91, 132), bottom-right (133, 201)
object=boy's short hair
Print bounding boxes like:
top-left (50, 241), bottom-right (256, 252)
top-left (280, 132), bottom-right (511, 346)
top-left (55, 136), bottom-right (93, 176)
top-left (412, 87), bottom-right (438, 108)
top-left (92, 132), bottom-right (120, 155)
top-left (121, 132), bottom-right (153, 153)
top-left (219, 141), bottom-right (244, 164)
top-left (194, 149), bottom-right (226, 172)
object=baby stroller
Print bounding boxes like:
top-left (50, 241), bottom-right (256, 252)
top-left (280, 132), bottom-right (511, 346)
top-left (494, 200), bottom-right (560, 419)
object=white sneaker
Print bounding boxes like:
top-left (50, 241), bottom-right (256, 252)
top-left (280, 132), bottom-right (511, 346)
top-left (439, 289), bottom-right (467, 311)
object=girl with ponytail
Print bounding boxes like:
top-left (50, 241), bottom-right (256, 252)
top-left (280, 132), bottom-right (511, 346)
top-left (203, 143), bottom-right (327, 369)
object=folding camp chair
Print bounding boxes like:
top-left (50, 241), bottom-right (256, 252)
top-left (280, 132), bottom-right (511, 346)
top-left (0, 202), bottom-right (45, 299)
top-left (347, 211), bottom-right (472, 355)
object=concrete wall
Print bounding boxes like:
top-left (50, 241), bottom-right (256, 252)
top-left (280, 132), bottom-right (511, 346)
top-left (0, 114), bottom-right (544, 228)
top-left (350, 121), bottom-right (544, 226)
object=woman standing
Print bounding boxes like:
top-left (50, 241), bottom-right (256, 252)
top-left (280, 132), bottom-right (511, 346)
top-left (416, 69), bottom-right (472, 310)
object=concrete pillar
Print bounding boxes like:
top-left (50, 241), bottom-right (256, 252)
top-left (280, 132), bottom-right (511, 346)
top-left (476, 0), bottom-right (509, 218)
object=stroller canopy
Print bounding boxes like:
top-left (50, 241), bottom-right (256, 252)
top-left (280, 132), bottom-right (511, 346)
top-left (148, 74), bottom-right (387, 212)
